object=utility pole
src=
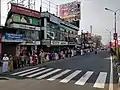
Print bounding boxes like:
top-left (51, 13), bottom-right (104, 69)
top-left (90, 25), bottom-right (92, 34)
top-left (105, 8), bottom-right (120, 57)
top-left (40, 0), bottom-right (42, 50)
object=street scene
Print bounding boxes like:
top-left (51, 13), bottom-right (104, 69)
top-left (0, 0), bottom-right (120, 90)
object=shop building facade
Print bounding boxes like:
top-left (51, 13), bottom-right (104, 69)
top-left (40, 12), bottom-right (79, 52)
top-left (1, 4), bottom-right (41, 56)
top-left (1, 4), bottom-right (78, 56)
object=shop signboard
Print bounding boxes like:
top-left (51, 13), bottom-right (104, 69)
top-left (12, 14), bottom-right (39, 26)
top-left (5, 33), bottom-right (24, 40)
top-left (69, 42), bottom-right (76, 45)
top-left (11, 23), bottom-right (40, 30)
top-left (51, 40), bottom-right (68, 45)
top-left (11, 4), bottom-right (40, 18)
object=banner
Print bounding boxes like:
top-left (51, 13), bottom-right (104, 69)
top-left (5, 33), bottom-right (24, 40)
top-left (13, 14), bottom-right (39, 25)
top-left (11, 23), bottom-right (40, 30)
top-left (11, 4), bottom-right (40, 18)
top-left (59, 1), bottom-right (81, 21)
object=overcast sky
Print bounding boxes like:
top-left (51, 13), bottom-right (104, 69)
top-left (1, 0), bottom-right (120, 45)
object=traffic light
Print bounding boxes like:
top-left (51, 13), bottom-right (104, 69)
top-left (114, 33), bottom-right (117, 40)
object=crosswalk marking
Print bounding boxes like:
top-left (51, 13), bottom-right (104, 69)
top-left (36, 69), bottom-right (61, 79)
top-left (10, 67), bottom-right (109, 89)
top-left (60, 70), bottom-right (82, 83)
top-left (11, 67), bottom-right (38, 75)
top-left (47, 69), bottom-right (71, 81)
top-left (27, 68), bottom-right (53, 78)
top-left (75, 71), bottom-right (94, 85)
top-left (18, 68), bottom-right (45, 76)
top-left (93, 72), bottom-right (107, 88)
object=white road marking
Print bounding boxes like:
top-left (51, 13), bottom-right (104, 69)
top-left (18, 68), bottom-right (45, 76)
top-left (36, 69), bottom-right (61, 79)
top-left (47, 69), bottom-right (71, 81)
top-left (109, 56), bottom-right (113, 90)
top-left (27, 68), bottom-right (53, 78)
top-left (60, 70), bottom-right (81, 83)
top-left (11, 67), bottom-right (38, 75)
top-left (75, 71), bottom-right (94, 85)
top-left (93, 72), bottom-right (107, 88)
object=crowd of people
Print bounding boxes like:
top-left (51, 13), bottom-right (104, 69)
top-left (0, 49), bottom-right (81, 73)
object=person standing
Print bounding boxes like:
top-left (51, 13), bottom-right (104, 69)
top-left (81, 49), bottom-right (83, 55)
top-left (33, 53), bottom-right (37, 65)
top-left (29, 55), bottom-right (33, 66)
top-left (8, 55), bottom-right (13, 72)
top-left (40, 51), bottom-right (45, 64)
top-left (21, 54), bottom-right (24, 68)
top-left (2, 54), bottom-right (9, 73)
top-left (71, 49), bottom-right (74, 57)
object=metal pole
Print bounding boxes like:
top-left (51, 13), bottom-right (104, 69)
top-left (90, 25), bottom-right (92, 34)
top-left (40, 0), bottom-right (42, 50)
top-left (110, 31), bottom-right (111, 42)
top-left (114, 12), bottom-right (117, 52)
top-left (49, 1), bottom-right (50, 13)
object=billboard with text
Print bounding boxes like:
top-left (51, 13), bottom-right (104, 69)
top-left (59, 1), bottom-right (81, 22)
top-left (11, 4), bottom-right (40, 18)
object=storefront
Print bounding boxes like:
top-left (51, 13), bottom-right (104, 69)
top-left (40, 12), bottom-right (79, 52)
top-left (1, 33), bottom-right (24, 56)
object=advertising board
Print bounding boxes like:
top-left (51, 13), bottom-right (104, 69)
top-left (5, 33), bottom-right (24, 40)
top-left (59, 1), bottom-right (81, 21)
top-left (11, 4), bottom-right (40, 18)
top-left (12, 14), bottom-right (39, 25)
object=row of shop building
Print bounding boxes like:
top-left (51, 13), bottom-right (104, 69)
top-left (0, 4), bottom-right (78, 57)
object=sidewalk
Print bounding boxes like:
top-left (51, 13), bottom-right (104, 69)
top-left (0, 52), bottom-right (92, 74)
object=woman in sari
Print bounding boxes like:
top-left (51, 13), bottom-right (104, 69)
top-left (2, 54), bottom-right (9, 73)
top-left (8, 55), bottom-right (13, 72)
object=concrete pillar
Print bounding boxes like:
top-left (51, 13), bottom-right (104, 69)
top-left (44, 18), bottom-right (47, 39)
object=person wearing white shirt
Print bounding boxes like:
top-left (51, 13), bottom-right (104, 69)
top-left (2, 54), bottom-right (9, 73)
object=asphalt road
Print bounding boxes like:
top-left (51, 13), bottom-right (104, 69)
top-left (0, 51), bottom-right (118, 90)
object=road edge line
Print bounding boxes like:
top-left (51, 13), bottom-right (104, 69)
top-left (109, 56), bottom-right (113, 90)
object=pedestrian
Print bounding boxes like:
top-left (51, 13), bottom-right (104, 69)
top-left (38, 51), bottom-right (41, 64)
top-left (13, 56), bottom-right (18, 69)
top-left (29, 55), bottom-right (33, 66)
top-left (68, 49), bottom-right (71, 58)
top-left (46, 52), bottom-right (50, 61)
top-left (81, 49), bottom-right (83, 55)
top-left (17, 56), bottom-right (21, 68)
top-left (40, 51), bottom-right (45, 64)
top-left (8, 55), bottom-right (13, 72)
top-left (33, 53), bottom-right (37, 65)
top-left (2, 54), bottom-right (9, 73)
top-left (20, 54), bottom-right (24, 68)
top-left (54, 53), bottom-right (58, 60)
top-left (71, 49), bottom-right (74, 57)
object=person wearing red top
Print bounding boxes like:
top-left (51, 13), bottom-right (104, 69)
top-left (33, 53), bottom-right (37, 65)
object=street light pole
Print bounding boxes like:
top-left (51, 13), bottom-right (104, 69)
top-left (105, 8), bottom-right (120, 53)
top-left (114, 12), bottom-right (117, 51)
